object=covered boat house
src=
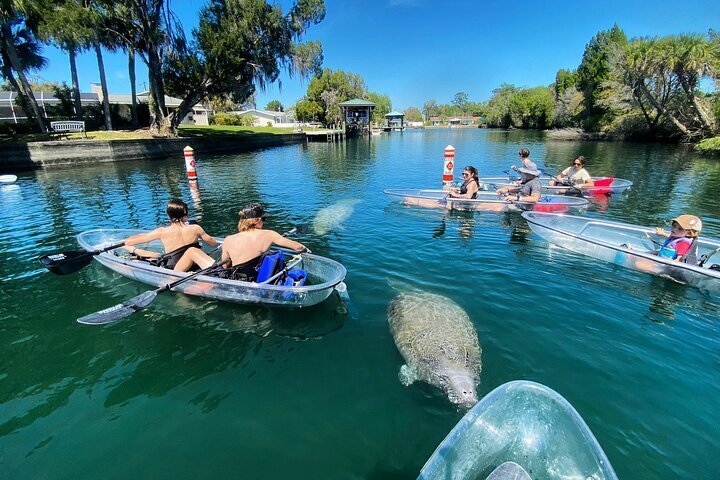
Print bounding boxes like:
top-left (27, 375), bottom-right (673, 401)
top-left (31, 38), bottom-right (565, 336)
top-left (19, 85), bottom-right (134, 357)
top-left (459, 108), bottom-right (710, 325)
top-left (338, 98), bottom-right (376, 136)
top-left (384, 111), bottom-right (405, 131)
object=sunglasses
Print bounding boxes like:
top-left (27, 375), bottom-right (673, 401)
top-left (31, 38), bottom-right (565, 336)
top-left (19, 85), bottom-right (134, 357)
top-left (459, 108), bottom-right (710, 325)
top-left (573, 162), bottom-right (582, 166)
top-left (462, 172), bottom-right (470, 176)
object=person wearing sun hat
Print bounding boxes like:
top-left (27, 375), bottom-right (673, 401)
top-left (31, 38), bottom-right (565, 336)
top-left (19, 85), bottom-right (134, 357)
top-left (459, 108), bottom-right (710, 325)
top-left (216, 203), bottom-right (311, 281)
top-left (654, 215), bottom-right (703, 264)
top-left (496, 160), bottom-right (542, 203)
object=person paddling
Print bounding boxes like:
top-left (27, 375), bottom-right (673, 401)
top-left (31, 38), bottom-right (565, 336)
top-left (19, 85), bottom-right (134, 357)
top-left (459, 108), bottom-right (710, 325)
top-left (123, 199), bottom-right (218, 272)
top-left (549, 156), bottom-right (595, 188)
top-left (208, 203), bottom-right (311, 282)
top-left (448, 166), bottom-right (480, 199)
top-left (496, 161), bottom-right (542, 203)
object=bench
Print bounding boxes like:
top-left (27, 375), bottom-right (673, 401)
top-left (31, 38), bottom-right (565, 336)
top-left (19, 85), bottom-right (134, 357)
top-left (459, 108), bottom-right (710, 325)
top-left (50, 120), bottom-right (86, 139)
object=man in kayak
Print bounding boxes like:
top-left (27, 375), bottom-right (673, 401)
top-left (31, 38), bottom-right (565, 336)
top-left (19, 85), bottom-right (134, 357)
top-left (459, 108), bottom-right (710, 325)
top-left (210, 203), bottom-right (311, 282)
top-left (496, 161), bottom-right (542, 203)
top-left (448, 166), bottom-right (480, 199)
top-left (549, 156), bottom-right (595, 188)
top-left (122, 199), bottom-right (219, 272)
top-left (654, 215), bottom-right (702, 263)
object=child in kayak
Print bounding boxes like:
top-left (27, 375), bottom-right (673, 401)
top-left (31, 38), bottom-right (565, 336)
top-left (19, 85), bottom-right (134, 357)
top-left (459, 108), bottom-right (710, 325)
top-left (122, 199), bottom-right (219, 272)
top-left (510, 148), bottom-right (533, 174)
top-left (654, 215), bottom-right (702, 263)
top-left (549, 156), bottom-right (595, 188)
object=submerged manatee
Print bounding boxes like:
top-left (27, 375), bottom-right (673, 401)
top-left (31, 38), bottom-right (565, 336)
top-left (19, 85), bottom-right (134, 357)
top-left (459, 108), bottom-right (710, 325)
top-left (313, 199), bottom-right (361, 235)
top-left (387, 292), bottom-right (481, 408)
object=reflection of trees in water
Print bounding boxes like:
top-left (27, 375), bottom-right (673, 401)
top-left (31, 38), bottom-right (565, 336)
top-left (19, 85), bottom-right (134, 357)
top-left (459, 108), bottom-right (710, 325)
top-left (303, 138), bottom-right (378, 194)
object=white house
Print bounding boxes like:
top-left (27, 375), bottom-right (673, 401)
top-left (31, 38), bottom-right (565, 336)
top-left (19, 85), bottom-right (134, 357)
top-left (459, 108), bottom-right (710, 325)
top-left (233, 109), bottom-right (296, 127)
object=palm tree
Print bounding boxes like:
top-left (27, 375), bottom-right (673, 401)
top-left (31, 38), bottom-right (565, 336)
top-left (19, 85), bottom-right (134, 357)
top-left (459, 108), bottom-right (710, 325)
top-left (0, 15), bottom-right (47, 130)
top-left (663, 34), bottom-right (718, 134)
top-left (0, 6), bottom-right (46, 131)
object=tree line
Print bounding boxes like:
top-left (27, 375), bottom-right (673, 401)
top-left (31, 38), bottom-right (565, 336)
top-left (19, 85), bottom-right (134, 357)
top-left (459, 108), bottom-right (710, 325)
top-left (1, 0), bottom-right (325, 135)
top-left (407, 26), bottom-right (719, 141)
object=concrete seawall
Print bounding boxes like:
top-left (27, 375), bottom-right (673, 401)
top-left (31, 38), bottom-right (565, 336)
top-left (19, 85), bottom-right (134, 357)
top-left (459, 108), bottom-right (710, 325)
top-left (1, 133), bottom-right (306, 171)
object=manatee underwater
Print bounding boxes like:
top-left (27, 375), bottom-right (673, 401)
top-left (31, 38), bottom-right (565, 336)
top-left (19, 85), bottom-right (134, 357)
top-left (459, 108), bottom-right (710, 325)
top-left (387, 291), bottom-right (482, 408)
top-left (313, 199), bottom-right (361, 235)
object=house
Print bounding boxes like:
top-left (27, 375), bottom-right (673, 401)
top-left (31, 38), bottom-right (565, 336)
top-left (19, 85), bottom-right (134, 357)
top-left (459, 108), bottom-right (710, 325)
top-left (232, 109), bottom-right (296, 127)
top-left (0, 83), bottom-right (210, 126)
top-left (448, 116), bottom-right (476, 127)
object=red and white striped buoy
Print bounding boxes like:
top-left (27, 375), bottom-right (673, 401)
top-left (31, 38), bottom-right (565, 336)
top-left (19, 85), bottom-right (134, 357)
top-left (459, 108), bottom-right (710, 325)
top-left (442, 145), bottom-right (455, 189)
top-left (184, 146), bottom-right (198, 181)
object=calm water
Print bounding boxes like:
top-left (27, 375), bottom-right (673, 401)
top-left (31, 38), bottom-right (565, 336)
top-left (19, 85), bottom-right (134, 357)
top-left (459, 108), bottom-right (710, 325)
top-left (1, 130), bottom-right (719, 479)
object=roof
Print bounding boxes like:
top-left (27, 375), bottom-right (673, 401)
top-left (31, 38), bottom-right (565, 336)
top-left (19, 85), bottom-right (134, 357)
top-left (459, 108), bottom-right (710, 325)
top-left (385, 111), bottom-right (404, 117)
top-left (235, 109), bottom-right (294, 118)
top-left (337, 98), bottom-right (376, 107)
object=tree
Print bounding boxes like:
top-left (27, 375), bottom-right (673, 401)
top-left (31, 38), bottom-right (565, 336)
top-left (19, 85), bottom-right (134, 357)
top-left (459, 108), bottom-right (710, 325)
top-left (159, 0), bottom-right (325, 133)
top-left (0, 6), bottom-right (47, 131)
top-left (265, 100), bottom-right (283, 111)
top-left (403, 106), bottom-right (422, 122)
top-left (422, 99), bottom-right (438, 120)
top-left (554, 68), bottom-right (577, 96)
top-left (367, 91), bottom-right (390, 124)
top-left (452, 91), bottom-right (469, 115)
top-left (296, 68), bottom-right (367, 125)
top-left (577, 25), bottom-right (628, 130)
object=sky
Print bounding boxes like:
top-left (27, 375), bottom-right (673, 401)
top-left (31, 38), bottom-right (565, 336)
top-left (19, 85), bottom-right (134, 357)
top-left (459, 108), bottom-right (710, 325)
top-left (31, 0), bottom-right (720, 112)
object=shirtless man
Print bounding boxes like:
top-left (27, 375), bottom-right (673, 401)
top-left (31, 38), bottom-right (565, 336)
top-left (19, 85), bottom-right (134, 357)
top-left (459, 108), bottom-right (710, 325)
top-left (203, 203), bottom-right (310, 281)
top-left (122, 199), bottom-right (218, 272)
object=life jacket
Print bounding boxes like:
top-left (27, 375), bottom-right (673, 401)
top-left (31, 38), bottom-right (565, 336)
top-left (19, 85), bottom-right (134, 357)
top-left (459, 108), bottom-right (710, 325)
top-left (658, 236), bottom-right (696, 263)
top-left (212, 251), bottom-right (285, 283)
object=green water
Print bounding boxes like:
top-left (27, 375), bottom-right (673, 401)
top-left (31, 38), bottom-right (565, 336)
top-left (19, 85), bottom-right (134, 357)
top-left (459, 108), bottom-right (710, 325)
top-left (1, 130), bottom-right (719, 479)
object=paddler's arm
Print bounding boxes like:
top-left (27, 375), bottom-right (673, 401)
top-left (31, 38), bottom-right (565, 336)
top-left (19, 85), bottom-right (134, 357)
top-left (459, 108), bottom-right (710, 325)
top-left (271, 231), bottom-right (311, 253)
top-left (123, 229), bottom-right (162, 258)
top-left (195, 225), bottom-right (219, 247)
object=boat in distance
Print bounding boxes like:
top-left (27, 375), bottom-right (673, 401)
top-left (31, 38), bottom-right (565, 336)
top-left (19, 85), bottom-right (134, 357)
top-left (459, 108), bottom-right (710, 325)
top-left (478, 176), bottom-right (633, 194)
top-left (384, 188), bottom-right (589, 213)
top-left (77, 229), bottom-right (348, 307)
top-left (418, 380), bottom-right (618, 480)
top-left (522, 212), bottom-right (720, 292)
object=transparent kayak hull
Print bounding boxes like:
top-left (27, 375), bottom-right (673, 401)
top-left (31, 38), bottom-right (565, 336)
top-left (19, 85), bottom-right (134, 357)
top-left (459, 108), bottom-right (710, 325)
top-left (478, 176), bottom-right (633, 194)
top-left (384, 189), bottom-right (588, 213)
top-left (77, 229), bottom-right (347, 307)
top-left (522, 212), bottom-right (720, 292)
top-left (419, 381), bottom-right (618, 480)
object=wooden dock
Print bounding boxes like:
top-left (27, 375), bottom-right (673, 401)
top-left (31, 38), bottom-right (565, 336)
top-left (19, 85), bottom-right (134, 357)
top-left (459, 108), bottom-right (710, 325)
top-left (305, 129), bottom-right (345, 142)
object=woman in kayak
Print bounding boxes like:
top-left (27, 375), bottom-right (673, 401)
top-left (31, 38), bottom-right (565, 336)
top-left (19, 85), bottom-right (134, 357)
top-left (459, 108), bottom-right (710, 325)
top-left (549, 156), bottom-right (595, 187)
top-left (122, 199), bottom-right (219, 272)
top-left (200, 203), bottom-right (311, 282)
top-left (448, 166), bottom-right (479, 199)
top-left (654, 215), bottom-right (702, 263)
top-left (496, 161), bottom-right (542, 203)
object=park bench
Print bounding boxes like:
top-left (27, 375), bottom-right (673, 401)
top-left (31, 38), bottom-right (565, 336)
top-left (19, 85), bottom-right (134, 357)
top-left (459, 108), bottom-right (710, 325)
top-left (50, 120), bottom-right (86, 139)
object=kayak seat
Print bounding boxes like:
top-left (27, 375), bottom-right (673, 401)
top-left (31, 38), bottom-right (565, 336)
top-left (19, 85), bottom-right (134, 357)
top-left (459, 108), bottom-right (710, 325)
top-left (256, 251), bottom-right (287, 284)
top-left (533, 203), bottom-right (569, 213)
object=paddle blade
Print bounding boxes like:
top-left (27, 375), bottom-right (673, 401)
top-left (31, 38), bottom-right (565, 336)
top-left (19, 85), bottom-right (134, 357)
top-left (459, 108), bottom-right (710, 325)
top-left (77, 290), bottom-right (158, 325)
top-left (38, 251), bottom-right (94, 275)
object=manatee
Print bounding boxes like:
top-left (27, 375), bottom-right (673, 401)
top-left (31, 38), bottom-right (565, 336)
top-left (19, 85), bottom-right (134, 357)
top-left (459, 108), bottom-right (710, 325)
top-left (313, 199), bottom-right (361, 235)
top-left (387, 292), bottom-right (481, 408)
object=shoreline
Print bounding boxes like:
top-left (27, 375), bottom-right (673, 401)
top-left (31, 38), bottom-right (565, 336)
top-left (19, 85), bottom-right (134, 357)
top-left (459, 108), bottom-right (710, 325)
top-left (0, 133), bottom-right (306, 172)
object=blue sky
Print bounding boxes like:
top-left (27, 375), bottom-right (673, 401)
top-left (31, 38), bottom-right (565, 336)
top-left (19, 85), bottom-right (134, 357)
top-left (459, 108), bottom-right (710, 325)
top-left (32, 0), bottom-right (720, 111)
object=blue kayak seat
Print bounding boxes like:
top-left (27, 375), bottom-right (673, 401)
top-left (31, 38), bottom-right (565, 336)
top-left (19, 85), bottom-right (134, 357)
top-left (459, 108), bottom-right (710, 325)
top-left (256, 251), bottom-right (286, 284)
top-left (283, 269), bottom-right (307, 287)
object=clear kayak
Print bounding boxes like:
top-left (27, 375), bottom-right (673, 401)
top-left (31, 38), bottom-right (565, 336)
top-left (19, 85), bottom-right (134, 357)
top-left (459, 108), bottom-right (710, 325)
top-left (478, 176), bottom-right (633, 195)
top-left (384, 189), bottom-right (589, 214)
top-left (522, 212), bottom-right (720, 292)
top-left (77, 229), bottom-right (347, 307)
top-left (418, 381), bottom-right (618, 480)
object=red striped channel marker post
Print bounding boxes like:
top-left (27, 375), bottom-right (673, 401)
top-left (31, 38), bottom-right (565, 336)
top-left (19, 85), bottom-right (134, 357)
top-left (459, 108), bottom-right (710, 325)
top-left (442, 145), bottom-right (455, 190)
top-left (184, 146), bottom-right (198, 181)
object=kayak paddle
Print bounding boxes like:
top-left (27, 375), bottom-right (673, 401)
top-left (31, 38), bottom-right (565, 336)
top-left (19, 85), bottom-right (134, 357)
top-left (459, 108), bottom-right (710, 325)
top-left (38, 242), bottom-right (125, 275)
top-left (77, 259), bottom-right (231, 325)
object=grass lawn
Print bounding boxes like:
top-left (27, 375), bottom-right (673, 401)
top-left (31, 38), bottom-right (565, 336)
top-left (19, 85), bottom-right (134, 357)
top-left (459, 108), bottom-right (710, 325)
top-left (0, 125), bottom-right (301, 144)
